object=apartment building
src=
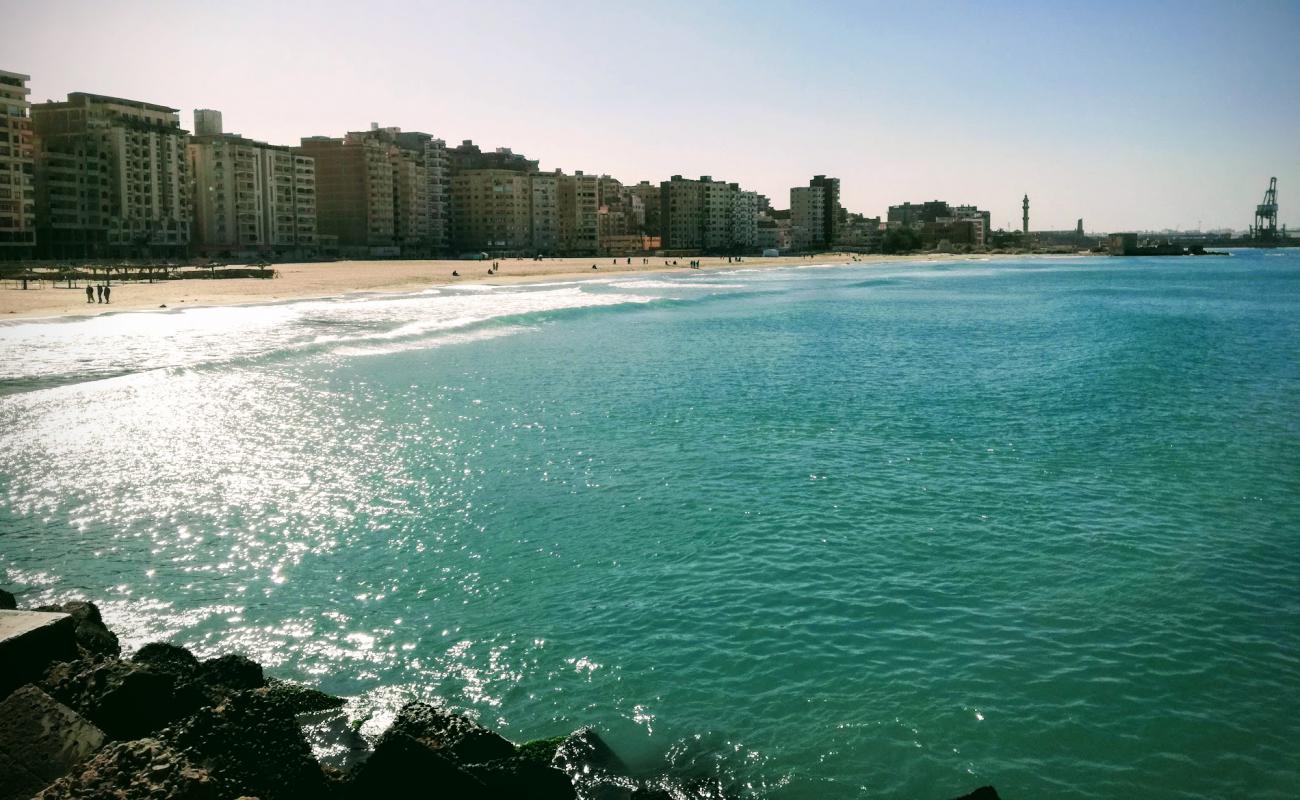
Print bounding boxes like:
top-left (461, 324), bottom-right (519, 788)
top-left (558, 171), bottom-right (599, 255)
top-left (0, 70), bottom-right (35, 259)
top-left (529, 171), bottom-right (560, 254)
top-left (732, 187), bottom-right (759, 250)
top-left (888, 200), bottom-right (989, 248)
top-left (298, 133), bottom-right (394, 255)
top-left (700, 177), bottom-right (733, 251)
top-left (660, 176), bottom-right (704, 251)
top-left (790, 175), bottom-right (841, 251)
top-left (32, 92), bottom-right (190, 258)
top-left (394, 131), bottom-right (450, 254)
top-left (790, 186), bottom-right (824, 251)
top-left (660, 175), bottom-right (761, 253)
top-left (448, 168), bottom-right (531, 254)
top-left (189, 110), bottom-right (316, 258)
top-left (628, 181), bottom-right (661, 238)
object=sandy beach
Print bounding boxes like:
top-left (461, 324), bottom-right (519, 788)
top-left (0, 252), bottom-right (1008, 321)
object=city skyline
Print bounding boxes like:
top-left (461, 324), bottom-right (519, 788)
top-left (9, 0), bottom-right (1300, 232)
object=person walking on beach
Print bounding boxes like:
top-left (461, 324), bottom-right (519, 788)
top-left (85, 285), bottom-right (94, 303)
top-left (103, 284), bottom-right (111, 304)
top-left (95, 285), bottom-right (103, 303)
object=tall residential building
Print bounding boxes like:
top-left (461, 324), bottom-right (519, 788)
top-left (448, 168), bottom-right (531, 254)
top-left (558, 171), bottom-right (599, 254)
top-left (628, 181), bottom-right (661, 237)
top-left (32, 92), bottom-right (191, 258)
top-left (790, 186), bottom-right (824, 251)
top-left (661, 175), bottom-right (759, 252)
top-left (701, 177), bottom-right (733, 251)
top-left (529, 171), bottom-right (560, 254)
top-left (298, 133), bottom-right (394, 254)
top-left (394, 131), bottom-right (450, 254)
top-left (189, 110), bottom-right (316, 258)
top-left (790, 175), bottom-right (841, 251)
top-left (732, 187), bottom-right (759, 250)
top-left (660, 176), bottom-right (703, 250)
top-left (0, 70), bottom-right (35, 259)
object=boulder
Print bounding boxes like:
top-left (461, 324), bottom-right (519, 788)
top-left (133, 642), bottom-right (201, 678)
top-left (262, 678), bottom-right (344, 716)
top-left (464, 756), bottom-right (576, 799)
top-left (35, 601), bottom-right (121, 658)
top-left (298, 707), bottom-right (371, 772)
top-left (199, 653), bottom-right (265, 692)
top-left (950, 788), bottom-right (1001, 800)
top-left (0, 610), bottom-right (78, 700)
top-left (554, 727), bottom-right (638, 800)
top-left (344, 732), bottom-right (485, 798)
top-left (0, 685), bottom-right (107, 800)
top-left (40, 657), bottom-right (207, 740)
top-left (34, 737), bottom-right (217, 800)
top-left (382, 702), bottom-right (517, 765)
top-left (166, 688), bottom-right (329, 800)
top-left (0, 588), bottom-right (15, 610)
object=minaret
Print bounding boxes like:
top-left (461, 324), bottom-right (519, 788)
top-left (1022, 194), bottom-right (1030, 235)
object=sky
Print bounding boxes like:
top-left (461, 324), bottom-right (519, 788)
top-left (9, 0), bottom-right (1300, 232)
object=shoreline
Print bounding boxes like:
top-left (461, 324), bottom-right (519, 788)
top-left (0, 252), bottom-right (1073, 322)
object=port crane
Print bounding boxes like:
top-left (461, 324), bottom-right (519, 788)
top-left (1252, 177), bottom-right (1278, 241)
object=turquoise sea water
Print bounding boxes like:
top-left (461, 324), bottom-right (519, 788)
top-left (2, 252), bottom-right (1298, 798)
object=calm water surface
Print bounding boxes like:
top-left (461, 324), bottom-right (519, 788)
top-left (2, 252), bottom-right (1297, 798)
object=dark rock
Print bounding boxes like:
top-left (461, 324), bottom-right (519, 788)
top-left (263, 677), bottom-right (346, 715)
top-left (40, 657), bottom-right (206, 740)
top-left (0, 588), bottom-right (15, 610)
top-left (35, 601), bottom-right (120, 658)
top-left (517, 734), bottom-right (568, 769)
top-left (199, 653), bottom-right (265, 692)
top-left (0, 610), bottom-right (79, 700)
top-left (464, 756), bottom-right (576, 799)
top-left (34, 737), bottom-right (217, 800)
top-left (134, 642), bottom-right (201, 678)
top-left (0, 685), bottom-right (107, 800)
top-left (382, 701), bottom-right (516, 765)
top-left (551, 728), bottom-right (636, 800)
top-left (299, 708), bottom-right (371, 772)
top-left (950, 788), bottom-right (1001, 800)
top-left (166, 688), bottom-right (329, 800)
top-left (345, 732), bottom-right (485, 799)
top-left (554, 727), bottom-right (630, 776)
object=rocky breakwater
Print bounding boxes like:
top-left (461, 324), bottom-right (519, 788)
top-left (0, 590), bottom-right (1002, 799)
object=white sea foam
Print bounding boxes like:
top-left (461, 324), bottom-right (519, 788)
top-left (0, 286), bottom-right (653, 390)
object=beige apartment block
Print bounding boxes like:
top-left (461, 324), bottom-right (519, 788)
top-left (0, 69), bottom-right (35, 259)
top-left (394, 131), bottom-right (450, 254)
top-left (558, 171), bottom-right (600, 255)
top-left (790, 185), bottom-right (825, 251)
top-left (32, 92), bottom-right (190, 258)
top-left (661, 175), bottom-right (759, 253)
top-left (189, 110), bottom-right (316, 258)
top-left (660, 175), bottom-right (703, 251)
top-left (449, 168), bottom-right (531, 254)
top-left (298, 133), bottom-right (394, 255)
top-left (529, 171), bottom-right (560, 254)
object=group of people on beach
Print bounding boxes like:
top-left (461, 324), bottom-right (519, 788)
top-left (85, 284), bottom-right (112, 304)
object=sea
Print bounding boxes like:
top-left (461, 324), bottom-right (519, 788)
top-left (1, 250), bottom-right (1297, 799)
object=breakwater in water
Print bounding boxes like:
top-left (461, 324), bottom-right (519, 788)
top-left (0, 594), bottom-right (997, 800)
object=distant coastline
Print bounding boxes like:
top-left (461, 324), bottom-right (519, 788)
top-left (0, 251), bottom-right (1084, 322)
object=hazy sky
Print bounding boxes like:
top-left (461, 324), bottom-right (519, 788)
top-left (10, 0), bottom-right (1300, 232)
